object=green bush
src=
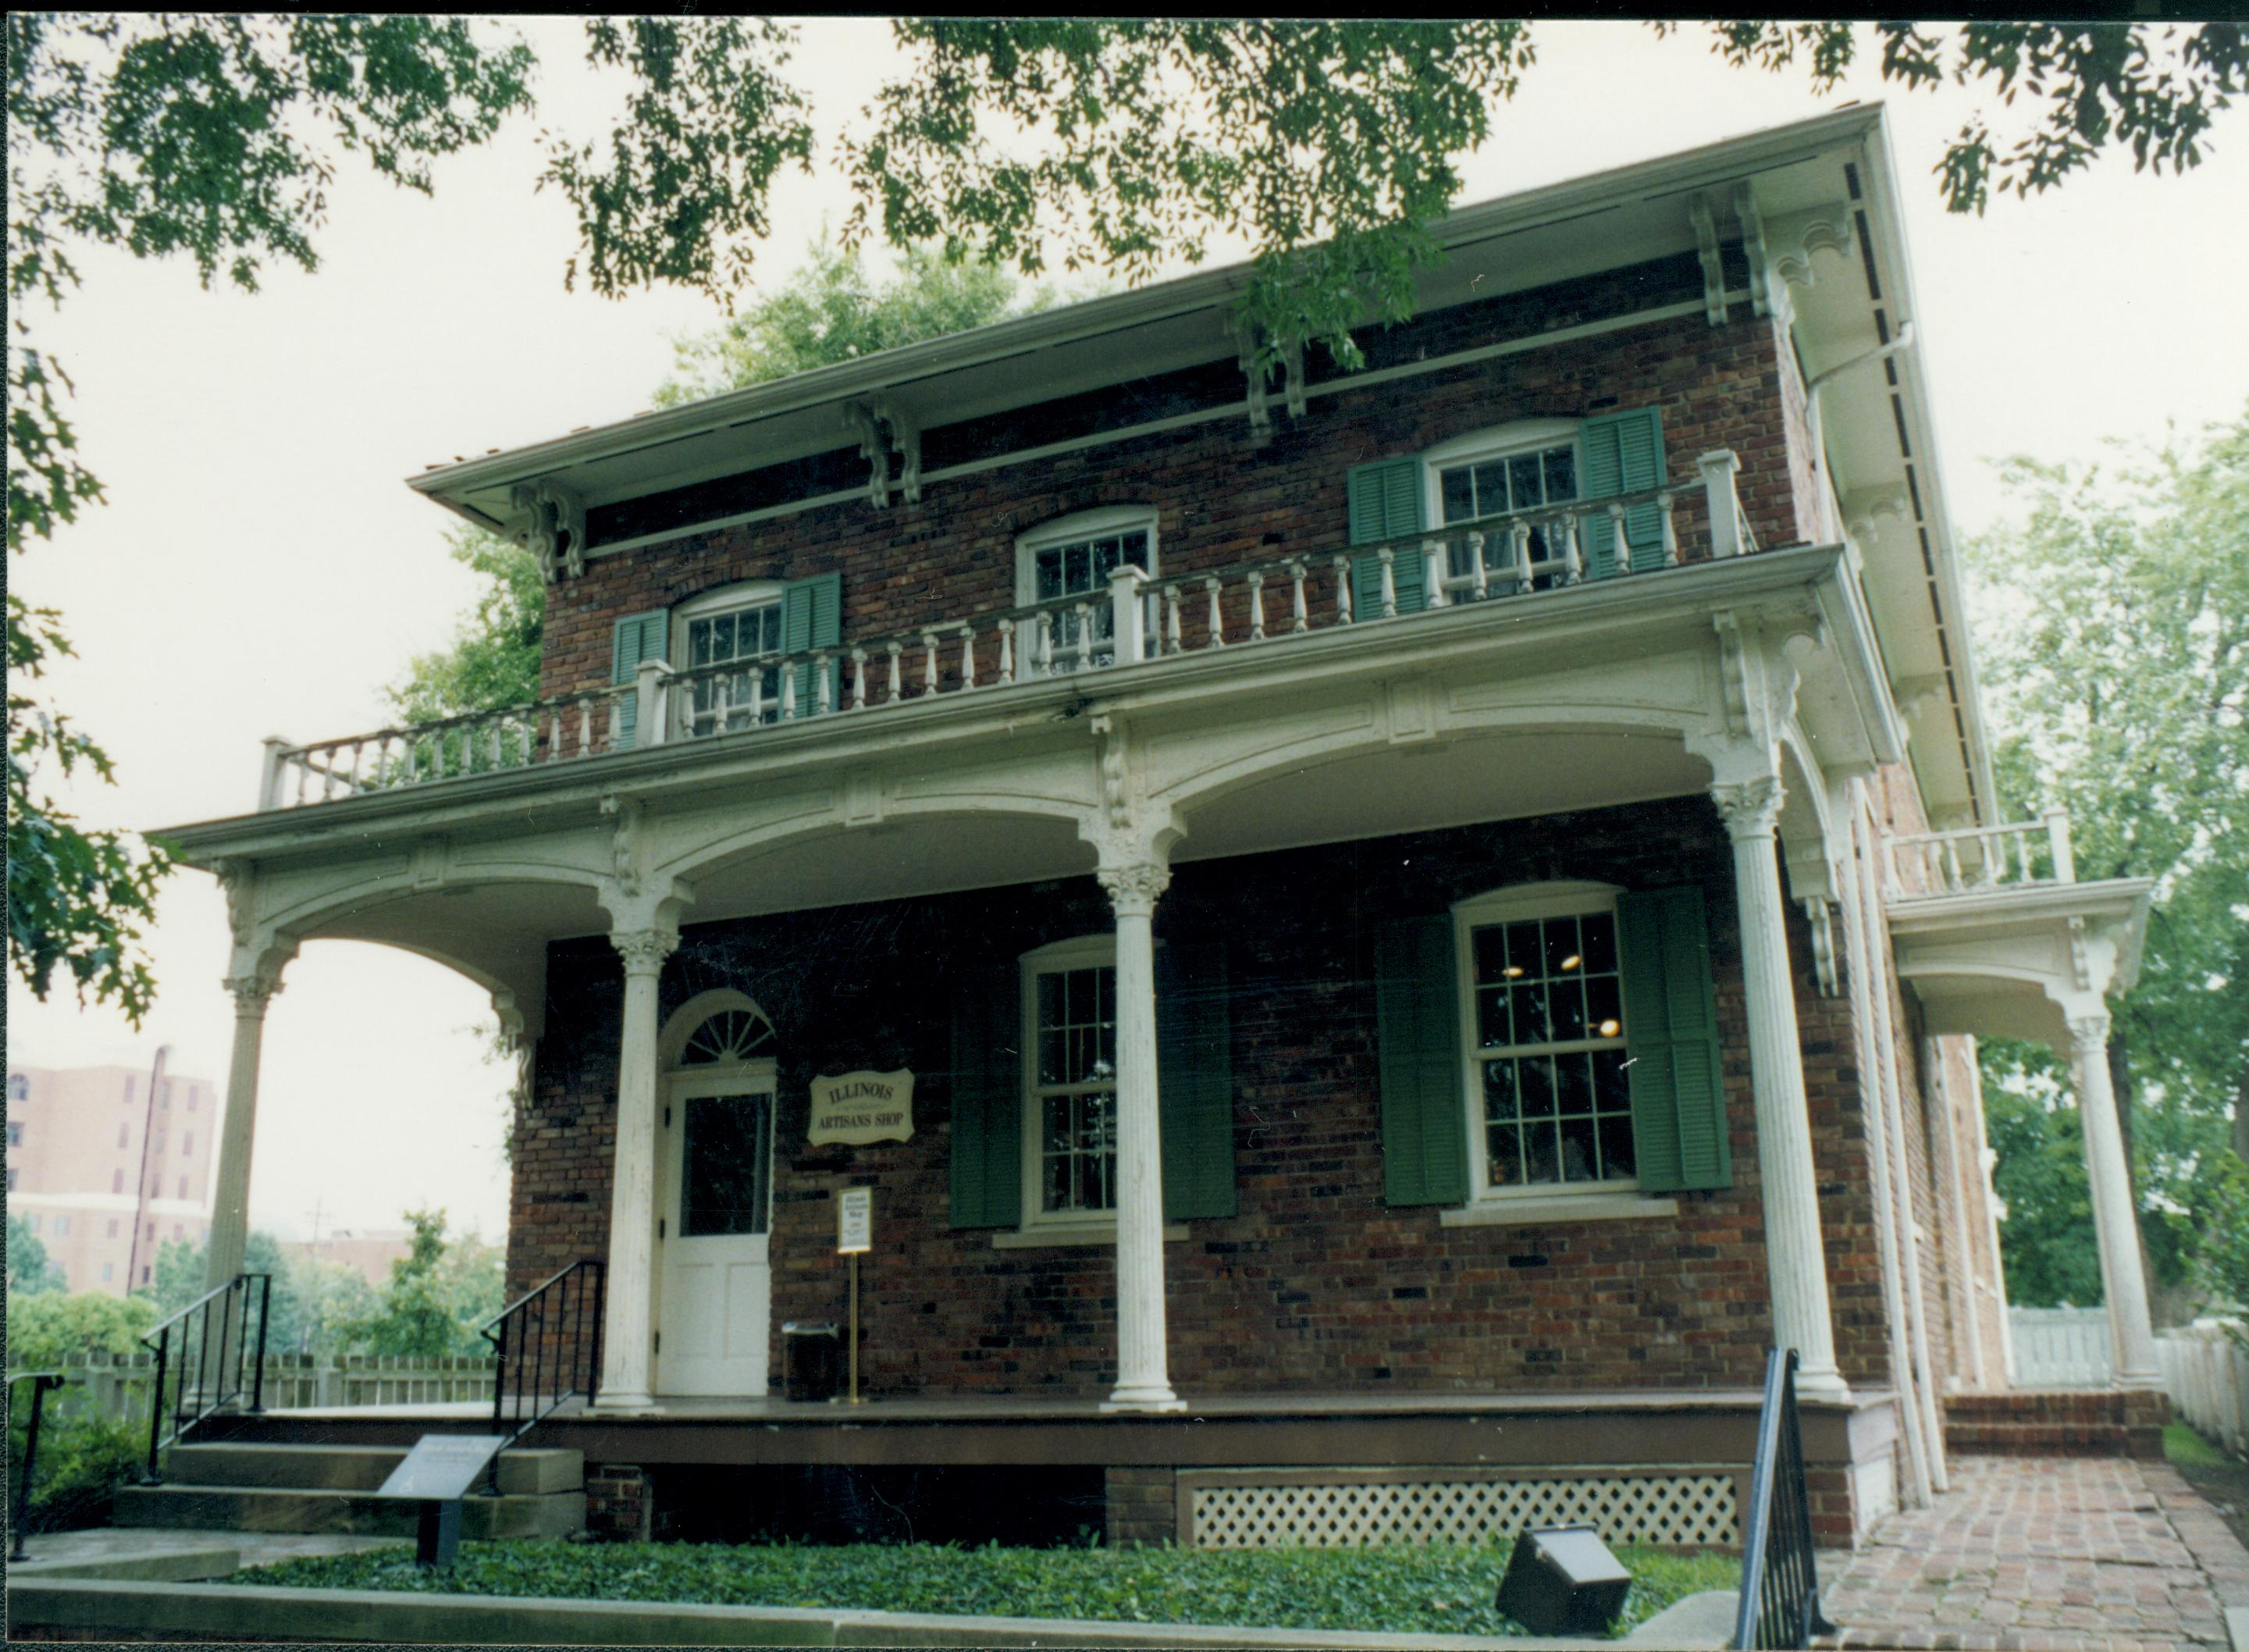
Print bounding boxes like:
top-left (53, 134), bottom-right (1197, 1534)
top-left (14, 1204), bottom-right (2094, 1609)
top-left (6, 1291), bottom-right (155, 1369)
top-left (6, 1411), bottom-right (144, 1533)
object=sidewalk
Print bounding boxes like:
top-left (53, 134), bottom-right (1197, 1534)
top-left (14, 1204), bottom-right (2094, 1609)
top-left (1817, 1455), bottom-right (2249, 1652)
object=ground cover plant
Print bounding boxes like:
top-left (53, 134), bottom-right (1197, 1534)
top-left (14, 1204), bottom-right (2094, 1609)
top-left (234, 1536), bottom-right (1738, 1637)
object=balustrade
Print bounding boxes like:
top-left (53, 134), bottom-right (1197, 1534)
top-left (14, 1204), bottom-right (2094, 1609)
top-left (256, 450), bottom-right (1763, 811)
top-left (1886, 811), bottom-right (2076, 896)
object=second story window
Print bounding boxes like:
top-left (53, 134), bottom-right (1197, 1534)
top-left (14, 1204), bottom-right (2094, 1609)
top-left (675, 586), bottom-right (786, 735)
top-left (1426, 423), bottom-right (1581, 600)
top-left (1016, 508), bottom-right (1155, 671)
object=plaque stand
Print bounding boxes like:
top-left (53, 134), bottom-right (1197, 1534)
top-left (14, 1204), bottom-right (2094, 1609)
top-left (846, 1253), bottom-right (865, 1405)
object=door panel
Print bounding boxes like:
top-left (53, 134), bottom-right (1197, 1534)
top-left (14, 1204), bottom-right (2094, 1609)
top-left (657, 1084), bottom-right (774, 1396)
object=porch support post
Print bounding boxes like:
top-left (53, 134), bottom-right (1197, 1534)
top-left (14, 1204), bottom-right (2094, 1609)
top-left (1096, 853), bottom-right (1185, 1413)
top-left (596, 923), bottom-right (678, 1410)
top-left (2066, 1012), bottom-right (2161, 1388)
top-left (1711, 774), bottom-right (1849, 1401)
top-left (205, 960), bottom-right (288, 1293)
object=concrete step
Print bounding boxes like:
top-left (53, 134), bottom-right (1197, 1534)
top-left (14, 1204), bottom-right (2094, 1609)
top-left (111, 1483), bottom-right (584, 1540)
top-left (165, 1442), bottom-right (582, 1497)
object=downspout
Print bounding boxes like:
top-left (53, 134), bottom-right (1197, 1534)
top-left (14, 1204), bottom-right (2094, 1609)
top-left (1834, 810), bottom-right (1933, 1508)
top-left (1853, 795), bottom-right (1951, 1491)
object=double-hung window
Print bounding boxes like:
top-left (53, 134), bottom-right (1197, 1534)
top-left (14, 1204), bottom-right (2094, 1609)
top-left (674, 586), bottom-right (785, 735)
top-left (1457, 885), bottom-right (1636, 1198)
top-left (1020, 936), bottom-right (1119, 1221)
top-left (1016, 508), bottom-right (1155, 672)
top-left (1425, 423), bottom-right (1581, 600)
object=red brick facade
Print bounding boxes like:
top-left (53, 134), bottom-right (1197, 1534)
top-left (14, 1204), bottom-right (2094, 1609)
top-left (508, 800), bottom-right (1902, 1398)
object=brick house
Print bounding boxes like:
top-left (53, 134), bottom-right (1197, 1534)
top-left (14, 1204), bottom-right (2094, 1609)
top-left (159, 107), bottom-right (2158, 1547)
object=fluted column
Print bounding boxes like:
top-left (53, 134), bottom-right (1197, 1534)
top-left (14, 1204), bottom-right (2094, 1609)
top-left (2068, 1013), bottom-right (2161, 1387)
top-left (205, 968), bottom-right (285, 1293)
top-left (1713, 776), bottom-right (1849, 1401)
top-left (1097, 858), bottom-right (1185, 1413)
top-left (596, 924), bottom-right (678, 1409)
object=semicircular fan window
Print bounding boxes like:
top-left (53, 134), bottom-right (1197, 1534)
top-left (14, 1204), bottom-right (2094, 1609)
top-left (678, 1006), bottom-right (778, 1066)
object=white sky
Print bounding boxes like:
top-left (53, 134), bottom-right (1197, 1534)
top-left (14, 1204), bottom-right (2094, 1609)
top-left (9, 20), bottom-right (2247, 1242)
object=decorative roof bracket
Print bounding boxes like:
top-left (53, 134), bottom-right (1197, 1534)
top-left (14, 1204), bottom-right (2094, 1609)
top-left (1233, 324), bottom-right (1307, 436)
top-left (1691, 195), bottom-right (1728, 327)
top-left (840, 399), bottom-right (921, 509)
top-left (510, 478), bottom-right (585, 582)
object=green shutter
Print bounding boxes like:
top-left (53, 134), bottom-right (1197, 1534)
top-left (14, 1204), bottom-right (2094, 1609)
top-left (1157, 942), bottom-right (1236, 1221)
top-left (949, 961), bottom-right (1023, 1228)
top-left (1374, 916), bottom-right (1469, 1206)
top-left (781, 572), bottom-right (843, 717)
top-left (609, 610), bottom-right (668, 749)
top-left (1617, 886), bottom-right (1731, 1193)
top-left (1579, 408), bottom-right (1669, 578)
top-left (1347, 458), bottom-right (1428, 617)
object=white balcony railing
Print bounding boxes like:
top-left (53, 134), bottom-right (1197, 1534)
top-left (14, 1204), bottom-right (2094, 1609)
top-left (1886, 812), bottom-right (2077, 898)
top-left (258, 448), bottom-right (1761, 812)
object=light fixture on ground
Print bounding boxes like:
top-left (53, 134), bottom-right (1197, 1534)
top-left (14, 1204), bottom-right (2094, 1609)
top-left (1495, 1524), bottom-right (1632, 1636)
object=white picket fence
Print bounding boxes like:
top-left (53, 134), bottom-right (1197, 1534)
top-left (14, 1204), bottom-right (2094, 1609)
top-left (19, 1351), bottom-right (496, 1425)
top-left (2009, 1306), bottom-right (2248, 1458)
top-left (2008, 1306), bottom-right (2112, 1387)
top-left (2156, 1321), bottom-right (2248, 1458)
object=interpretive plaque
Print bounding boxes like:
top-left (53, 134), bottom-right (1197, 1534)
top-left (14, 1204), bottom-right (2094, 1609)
top-left (377, 1434), bottom-right (507, 1567)
top-left (838, 1187), bottom-right (872, 1255)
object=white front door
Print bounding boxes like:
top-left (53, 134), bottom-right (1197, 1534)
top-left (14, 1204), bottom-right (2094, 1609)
top-left (655, 1067), bottom-right (774, 1397)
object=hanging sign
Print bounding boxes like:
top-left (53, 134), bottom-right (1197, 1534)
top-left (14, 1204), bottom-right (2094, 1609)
top-left (807, 1069), bottom-right (915, 1145)
top-left (838, 1187), bottom-right (873, 1255)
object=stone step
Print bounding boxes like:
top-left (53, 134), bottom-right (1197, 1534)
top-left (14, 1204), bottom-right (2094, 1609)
top-left (111, 1484), bottom-right (584, 1540)
top-left (165, 1442), bottom-right (582, 1497)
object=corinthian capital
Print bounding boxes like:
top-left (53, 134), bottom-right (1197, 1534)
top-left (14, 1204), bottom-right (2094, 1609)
top-left (1097, 861), bottom-right (1172, 917)
top-left (611, 927), bottom-right (679, 977)
top-left (2066, 1012), bottom-right (2112, 1062)
top-left (1710, 775), bottom-right (1785, 842)
top-left (223, 972), bottom-right (285, 1018)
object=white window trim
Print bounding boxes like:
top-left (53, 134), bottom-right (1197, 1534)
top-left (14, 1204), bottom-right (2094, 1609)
top-left (670, 580), bottom-right (787, 664)
top-left (1450, 879), bottom-right (1671, 1224)
top-left (1012, 506), bottom-right (1160, 607)
top-left (1018, 932), bottom-right (1123, 1232)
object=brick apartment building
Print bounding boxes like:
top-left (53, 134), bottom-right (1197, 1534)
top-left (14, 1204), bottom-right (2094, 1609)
top-left (156, 108), bottom-right (2158, 1547)
top-left (5, 1056), bottom-right (218, 1294)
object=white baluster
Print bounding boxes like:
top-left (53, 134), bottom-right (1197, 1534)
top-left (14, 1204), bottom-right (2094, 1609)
top-left (578, 697), bottom-right (594, 757)
top-left (1074, 603), bottom-right (1094, 671)
top-left (1203, 578), bottom-right (1225, 649)
top-left (1559, 514), bottom-right (1584, 584)
top-left (959, 624), bottom-right (977, 689)
top-left (999, 619), bottom-right (1017, 683)
top-left (852, 648), bottom-right (868, 710)
top-left (748, 670), bottom-right (765, 725)
top-left (1699, 449), bottom-right (1746, 559)
top-left (1333, 555), bottom-right (1354, 625)
top-left (1247, 571), bottom-right (1266, 641)
top-left (1378, 548), bottom-right (1397, 619)
top-left (780, 666), bottom-right (797, 721)
top-left (1035, 614), bottom-right (1055, 678)
top-left (297, 753), bottom-right (314, 804)
top-left (1469, 533), bottom-right (1489, 601)
top-left (1943, 838), bottom-right (1964, 893)
top-left (1287, 561), bottom-right (1309, 633)
top-left (2047, 810), bottom-right (2075, 882)
top-left (347, 740), bottom-right (368, 794)
top-left (1164, 584), bottom-right (1183, 654)
top-left (922, 629), bottom-right (941, 695)
top-left (318, 747), bottom-right (337, 801)
top-left (488, 721), bottom-right (503, 771)
top-left (546, 707), bottom-right (562, 764)
top-left (1606, 502), bottom-right (1630, 577)
top-left (1511, 522), bottom-right (1533, 591)
top-left (815, 650), bottom-right (834, 715)
top-left (1422, 539), bottom-right (1448, 608)
top-left (888, 639), bottom-right (905, 700)
top-left (1658, 490), bottom-right (1681, 568)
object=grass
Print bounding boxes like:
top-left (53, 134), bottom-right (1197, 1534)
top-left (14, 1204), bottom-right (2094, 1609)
top-left (232, 1536), bottom-right (1742, 1638)
top-left (2166, 1420), bottom-right (2249, 1554)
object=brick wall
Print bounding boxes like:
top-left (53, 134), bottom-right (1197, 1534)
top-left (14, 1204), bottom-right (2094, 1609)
top-left (508, 796), bottom-right (1902, 1398)
top-left (537, 264), bottom-right (1817, 706)
top-left (585, 1462), bottom-right (653, 1541)
top-left (1104, 1465), bottom-right (1179, 1548)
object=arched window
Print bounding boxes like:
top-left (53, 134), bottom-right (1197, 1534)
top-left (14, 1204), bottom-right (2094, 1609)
top-left (672, 582), bottom-right (788, 735)
top-left (1015, 507), bottom-right (1158, 672)
top-left (676, 1002), bottom-right (779, 1067)
top-left (1422, 420), bottom-right (1582, 600)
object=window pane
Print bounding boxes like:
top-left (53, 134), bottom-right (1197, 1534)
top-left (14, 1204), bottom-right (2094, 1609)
top-left (1477, 986), bottom-right (1509, 1049)
top-left (1592, 1048), bottom-right (1632, 1111)
top-left (689, 619), bottom-right (714, 668)
top-left (1120, 530), bottom-right (1149, 570)
top-left (1092, 536), bottom-right (1121, 580)
top-left (1543, 447), bottom-right (1578, 501)
top-left (1519, 1055), bottom-right (1557, 1116)
top-left (1505, 921), bottom-right (1541, 980)
top-left (1037, 550), bottom-right (1063, 601)
top-left (1473, 926), bottom-right (1509, 984)
top-left (1582, 912), bottom-right (1617, 975)
top-left (1543, 915), bottom-right (1580, 977)
top-left (1064, 541), bottom-right (1090, 592)
top-left (680, 1095), bottom-right (770, 1237)
top-left (1559, 1115), bottom-right (1599, 1183)
top-left (1483, 1059), bottom-right (1520, 1123)
top-left (1440, 467), bottom-right (1475, 524)
top-left (1551, 978), bottom-right (1588, 1041)
top-left (1587, 975), bottom-right (1623, 1040)
top-left (1488, 1121), bottom-right (1522, 1187)
top-left (1556, 1052), bottom-right (1594, 1116)
top-left (1509, 453), bottom-right (1543, 509)
top-left (1525, 1121), bottom-right (1560, 1184)
top-left (1473, 460), bottom-right (1510, 514)
top-left (1599, 1114), bottom-right (1637, 1180)
top-left (1511, 981), bottom-right (1548, 1044)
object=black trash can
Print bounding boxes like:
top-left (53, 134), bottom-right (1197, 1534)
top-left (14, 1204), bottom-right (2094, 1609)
top-left (781, 1321), bottom-right (842, 1402)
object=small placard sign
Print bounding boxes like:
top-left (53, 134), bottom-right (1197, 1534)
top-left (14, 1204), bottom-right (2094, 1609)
top-left (377, 1434), bottom-right (507, 1502)
top-left (808, 1069), bottom-right (914, 1145)
top-left (838, 1187), bottom-right (873, 1255)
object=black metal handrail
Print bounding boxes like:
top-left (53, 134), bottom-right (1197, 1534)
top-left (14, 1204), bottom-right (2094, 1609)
top-left (140, 1273), bottom-right (272, 1483)
top-left (480, 1259), bottom-right (603, 1493)
top-left (1734, 1348), bottom-right (1837, 1650)
top-left (8, 1370), bottom-right (67, 1561)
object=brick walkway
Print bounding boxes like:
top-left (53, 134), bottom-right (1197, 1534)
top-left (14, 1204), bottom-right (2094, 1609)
top-left (1817, 1455), bottom-right (2249, 1651)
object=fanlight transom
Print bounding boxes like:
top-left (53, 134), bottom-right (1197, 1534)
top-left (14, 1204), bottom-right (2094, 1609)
top-left (678, 1006), bottom-right (777, 1066)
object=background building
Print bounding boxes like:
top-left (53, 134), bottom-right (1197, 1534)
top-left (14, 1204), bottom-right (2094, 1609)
top-left (5, 1052), bottom-right (219, 1294)
top-left (277, 1227), bottom-right (413, 1289)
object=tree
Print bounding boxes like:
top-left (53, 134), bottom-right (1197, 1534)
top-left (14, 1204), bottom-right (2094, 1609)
top-left (5, 1290), bottom-right (155, 1370)
top-left (141, 1229), bottom-right (321, 1355)
top-left (13, 17), bottom-right (2245, 1019)
top-left (1968, 408), bottom-right (2249, 1308)
top-left (392, 240), bottom-right (1044, 720)
top-left (7, 1212), bottom-right (68, 1297)
top-left (344, 1208), bottom-right (502, 1361)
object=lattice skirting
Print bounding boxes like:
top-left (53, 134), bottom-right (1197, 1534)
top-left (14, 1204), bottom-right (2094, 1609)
top-left (1183, 1467), bottom-right (1739, 1550)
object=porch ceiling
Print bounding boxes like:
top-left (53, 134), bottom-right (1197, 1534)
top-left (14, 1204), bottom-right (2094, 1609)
top-left (1888, 878), bottom-right (2154, 1049)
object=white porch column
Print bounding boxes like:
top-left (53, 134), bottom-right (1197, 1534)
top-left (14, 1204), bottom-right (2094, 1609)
top-left (2066, 1013), bottom-right (2161, 1388)
top-left (205, 962), bottom-right (288, 1292)
top-left (1712, 777), bottom-right (1849, 1401)
top-left (1096, 856), bottom-right (1186, 1413)
top-left (596, 924), bottom-right (678, 1410)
